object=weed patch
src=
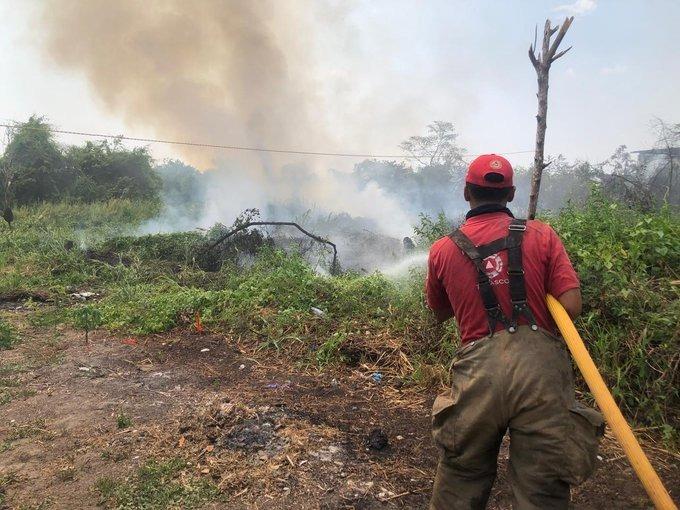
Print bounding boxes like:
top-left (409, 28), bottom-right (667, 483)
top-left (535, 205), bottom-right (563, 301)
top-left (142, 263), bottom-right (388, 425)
top-left (95, 458), bottom-right (220, 509)
top-left (116, 412), bottom-right (132, 430)
top-left (0, 318), bottom-right (18, 350)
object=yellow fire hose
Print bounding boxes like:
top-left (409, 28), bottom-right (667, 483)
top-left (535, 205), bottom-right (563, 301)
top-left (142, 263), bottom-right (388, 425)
top-left (546, 294), bottom-right (677, 510)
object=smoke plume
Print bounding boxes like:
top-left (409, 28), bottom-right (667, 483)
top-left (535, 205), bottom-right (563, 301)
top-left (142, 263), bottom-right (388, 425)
top-left (39, 0), bottom-right (326, 167)
top-left (37, 0), bottom-right (425, 244)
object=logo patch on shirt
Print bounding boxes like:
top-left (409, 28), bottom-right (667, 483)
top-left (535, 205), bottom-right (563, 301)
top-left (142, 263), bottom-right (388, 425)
top-left (482, 253), bottom-right (503, 279)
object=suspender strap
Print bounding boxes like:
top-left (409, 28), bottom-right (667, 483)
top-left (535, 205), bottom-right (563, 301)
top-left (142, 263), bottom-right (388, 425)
top-left (506, 219), bottom-right (538, 332)
top-left (448, 218), bottom-right (538, 336)
top-left (449, 230), bottom-right (512, 336)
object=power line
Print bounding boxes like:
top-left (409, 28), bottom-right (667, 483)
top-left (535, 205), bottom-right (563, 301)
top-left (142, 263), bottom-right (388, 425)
top-left (0, 121), bottom-right (537, 160)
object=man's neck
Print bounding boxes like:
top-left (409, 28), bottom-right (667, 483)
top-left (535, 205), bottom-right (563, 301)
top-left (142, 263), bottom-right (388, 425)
top-left (465, 203), bottom-right (514, 220)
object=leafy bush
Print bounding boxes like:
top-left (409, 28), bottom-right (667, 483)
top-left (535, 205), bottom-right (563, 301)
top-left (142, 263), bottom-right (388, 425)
top-left (65, 140), bottom-right (161, 201)
top-left (2, 117), bottom-right (161, 206)
top-left (412, 211), bottom-right (451, 245)
top-left (549, 191), bottom-right (679, 427)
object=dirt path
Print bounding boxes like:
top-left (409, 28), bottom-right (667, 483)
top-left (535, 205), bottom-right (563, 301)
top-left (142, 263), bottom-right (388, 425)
top-left (0, 310), bottom-right (678, 509)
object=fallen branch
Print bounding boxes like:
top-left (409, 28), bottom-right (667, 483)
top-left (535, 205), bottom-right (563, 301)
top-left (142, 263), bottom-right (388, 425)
top-left (206, 221), bottom-right (339, 274)
top-left (0, 290), bottom-right (51, 303)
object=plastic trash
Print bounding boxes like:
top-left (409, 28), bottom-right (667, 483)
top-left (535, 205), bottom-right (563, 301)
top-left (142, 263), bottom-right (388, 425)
top-left (71, 291), bottom-right (98, 301)
top-left (310, 307), bottom-right (326, 317)
top-left (371, 372), bottom-right (383, 383)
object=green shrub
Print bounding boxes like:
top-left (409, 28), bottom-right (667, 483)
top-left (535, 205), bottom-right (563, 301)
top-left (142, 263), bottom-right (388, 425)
top-left (116, 412), bottom-right (132, 430)
top-left (549, 191), bottom-right (679, 427)
top-left (71, 305), bottom-right (103, 343)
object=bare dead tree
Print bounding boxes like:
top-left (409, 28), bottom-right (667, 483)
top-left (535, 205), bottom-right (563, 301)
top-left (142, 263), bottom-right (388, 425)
top-left (527, 17), bottom-right (574, 219)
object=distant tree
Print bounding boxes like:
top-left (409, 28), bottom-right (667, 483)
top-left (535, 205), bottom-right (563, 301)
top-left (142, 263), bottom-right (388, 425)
top-left (398, 121), bottom-right (466, 168)
top-left (64, 140), bottom-right (160, 201)
top-left (155, 159), bottom-right (205, 205)
top-left (351, 122), bottom-right (468, 218)
top-left (3, 116), bottom-right (69, 204)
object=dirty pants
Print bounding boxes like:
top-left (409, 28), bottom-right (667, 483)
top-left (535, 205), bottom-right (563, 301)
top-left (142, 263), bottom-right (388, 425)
top-left (430, 327), bottom-right (602, 510)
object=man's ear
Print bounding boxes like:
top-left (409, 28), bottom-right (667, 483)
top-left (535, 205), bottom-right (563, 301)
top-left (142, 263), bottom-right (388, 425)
top-left (507, 186), bottom-right (516, 203)
top-left (463, 185), bottom-right (470, 203)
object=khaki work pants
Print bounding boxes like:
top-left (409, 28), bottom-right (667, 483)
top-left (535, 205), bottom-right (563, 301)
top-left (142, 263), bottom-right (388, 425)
top-left (430, 326), bottom-right (603, 510)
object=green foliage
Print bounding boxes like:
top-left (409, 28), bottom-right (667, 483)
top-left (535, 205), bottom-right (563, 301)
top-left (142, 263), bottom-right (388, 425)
top-left (0, 318), bottom-right (18, 350)
top-left (4, 116), bottom-right (68, 205)
top-left (0, 192), bottom-right (678, 435)
top-left (155, 159), bottom-right (206, 219)
top-left (65, 140), bottom-right (161, 201)
top-left (3, 118), bottom-right (161, 206)
top-left (72, 306), bottom-right (103, 333)
top-left (116, 412), bottom-right (132, 430)
top-left (0, 199), bottom-right (159, 298)
top-left (316, 332), bottom-right (347, 365)
top-left (96, 458), bottom-right (219, 509)
top-left (412, 211), bottom-right (451, 245)
top-left (548, 189), bottom-right (679, 426)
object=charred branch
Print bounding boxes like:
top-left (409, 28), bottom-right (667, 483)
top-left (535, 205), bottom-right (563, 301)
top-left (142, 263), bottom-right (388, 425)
top-left (207, 221), bottom-right (339, 274)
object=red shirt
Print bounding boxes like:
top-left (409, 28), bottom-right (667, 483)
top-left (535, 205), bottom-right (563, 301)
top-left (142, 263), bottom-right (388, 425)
top-left (426, 211), bottom-right (579, 344)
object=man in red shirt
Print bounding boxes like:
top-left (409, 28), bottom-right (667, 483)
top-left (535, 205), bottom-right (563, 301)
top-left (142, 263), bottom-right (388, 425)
top-left (426, 155), bottom-right (602, 509)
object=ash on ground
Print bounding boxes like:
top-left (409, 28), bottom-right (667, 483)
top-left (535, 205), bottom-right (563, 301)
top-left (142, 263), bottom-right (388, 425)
top-left (181, 401), bottom-right (289, 461)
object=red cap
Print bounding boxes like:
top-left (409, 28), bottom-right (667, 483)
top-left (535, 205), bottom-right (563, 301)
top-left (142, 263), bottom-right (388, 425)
top-left (465, 154), bottom-right (513, 188)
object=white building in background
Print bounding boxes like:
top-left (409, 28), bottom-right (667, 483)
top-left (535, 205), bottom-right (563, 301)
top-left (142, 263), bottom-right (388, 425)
top-left (631, 148), bottom-right (680, 206)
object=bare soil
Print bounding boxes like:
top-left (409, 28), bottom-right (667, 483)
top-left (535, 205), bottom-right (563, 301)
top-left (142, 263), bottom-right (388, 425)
top-left (0, 309), bottom-right (678, 509)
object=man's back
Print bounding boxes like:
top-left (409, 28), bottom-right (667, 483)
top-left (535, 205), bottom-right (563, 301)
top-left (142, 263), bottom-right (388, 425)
top-left (426, 211), bottom-right (579, 343)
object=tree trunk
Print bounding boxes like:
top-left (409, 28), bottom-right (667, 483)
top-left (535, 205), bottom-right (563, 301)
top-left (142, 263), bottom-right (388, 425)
top-left (527, 17), bottom-right (574, 219)
top-left (528, 69), bottom-right (550, 220)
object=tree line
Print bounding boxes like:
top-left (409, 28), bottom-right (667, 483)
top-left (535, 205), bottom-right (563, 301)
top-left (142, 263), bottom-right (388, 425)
top-left (1, 117), bottom-right (677, 224)
top-left (1, 116), bottom-right (160, 208)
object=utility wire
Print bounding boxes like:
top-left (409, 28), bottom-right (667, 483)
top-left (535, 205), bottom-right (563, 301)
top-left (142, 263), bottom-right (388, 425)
top-left (0, 121), bottom-right (537, 160)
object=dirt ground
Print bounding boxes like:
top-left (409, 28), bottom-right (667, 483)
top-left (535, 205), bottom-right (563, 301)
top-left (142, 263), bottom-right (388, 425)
top-left (0, 308), bottom-right (678, 509)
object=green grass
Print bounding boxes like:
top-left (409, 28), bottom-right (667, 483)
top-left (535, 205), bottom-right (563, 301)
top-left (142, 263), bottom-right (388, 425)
top-left (95, 459), bottom-right (220, 510)
top-left (0, 193), bottom-right (678, 439)
top-left (0, 319), bottom-right (18, 350)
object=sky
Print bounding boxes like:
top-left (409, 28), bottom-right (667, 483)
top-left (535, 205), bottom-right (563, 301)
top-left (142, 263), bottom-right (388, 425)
top-left (1, 0), bottom-right (679, 171)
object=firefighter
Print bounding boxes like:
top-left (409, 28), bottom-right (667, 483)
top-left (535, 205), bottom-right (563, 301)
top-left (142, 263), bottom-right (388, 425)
top-left (426, 155), bottom-right (603, 509)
